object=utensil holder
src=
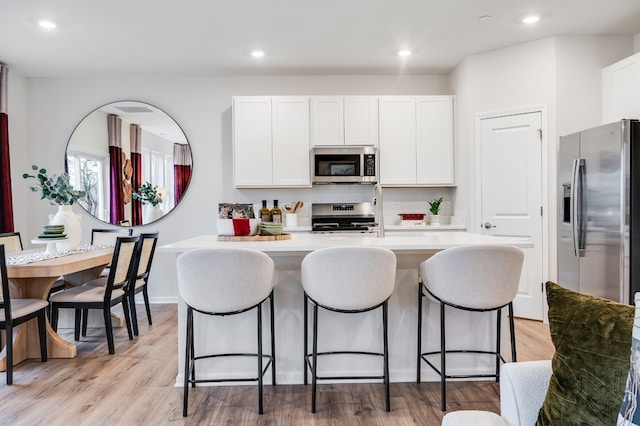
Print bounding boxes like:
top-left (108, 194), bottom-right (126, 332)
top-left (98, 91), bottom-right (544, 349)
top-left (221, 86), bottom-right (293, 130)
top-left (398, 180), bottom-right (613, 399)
top-left (285, 213), bottom-right (298, 227)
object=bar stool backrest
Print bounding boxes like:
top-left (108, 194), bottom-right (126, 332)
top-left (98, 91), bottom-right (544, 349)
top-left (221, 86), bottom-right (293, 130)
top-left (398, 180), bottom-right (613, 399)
top-left (419, 244), bottom-right (524, 310)
top-left (301, 246), bottom-right (397, 311)
top-left (177, 248), bottom-right (275, 313)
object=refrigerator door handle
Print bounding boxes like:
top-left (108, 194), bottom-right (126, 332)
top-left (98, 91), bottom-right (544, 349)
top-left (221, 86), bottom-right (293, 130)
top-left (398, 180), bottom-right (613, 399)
top-left (572, 158), bottom-right (586, 257)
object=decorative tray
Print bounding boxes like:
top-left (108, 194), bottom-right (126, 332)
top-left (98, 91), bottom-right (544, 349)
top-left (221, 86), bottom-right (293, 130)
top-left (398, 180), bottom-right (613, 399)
top-left (217, 233), bottom-right (292, 241)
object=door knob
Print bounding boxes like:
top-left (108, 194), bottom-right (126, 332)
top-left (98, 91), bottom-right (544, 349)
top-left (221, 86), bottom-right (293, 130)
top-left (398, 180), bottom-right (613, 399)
top-left (484, 222), bottom-right (496, 229)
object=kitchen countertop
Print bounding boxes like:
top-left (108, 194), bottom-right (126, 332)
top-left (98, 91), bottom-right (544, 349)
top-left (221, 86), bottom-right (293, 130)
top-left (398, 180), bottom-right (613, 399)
top-left (159, 231), bottom-right (532, 253)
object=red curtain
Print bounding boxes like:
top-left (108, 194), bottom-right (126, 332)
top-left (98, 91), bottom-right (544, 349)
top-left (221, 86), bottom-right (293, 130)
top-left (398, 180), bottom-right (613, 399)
top-left (0, 65), bottom-right (14, 232)
top-left (173, 143), bottom-right (192, 204)
top-left (108, 115), bottom-right (124, 225)
top-left (130, 124), bottom-right (142, 226)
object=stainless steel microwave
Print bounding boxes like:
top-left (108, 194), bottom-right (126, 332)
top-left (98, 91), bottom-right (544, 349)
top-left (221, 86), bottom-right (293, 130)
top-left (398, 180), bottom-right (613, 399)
top-left (312, 146), bottom-right (377, 184)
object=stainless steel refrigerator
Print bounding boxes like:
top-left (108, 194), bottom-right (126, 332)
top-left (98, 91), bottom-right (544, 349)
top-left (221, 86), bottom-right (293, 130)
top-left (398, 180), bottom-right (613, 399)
top-left (558, 119), bottom-right (640, 304)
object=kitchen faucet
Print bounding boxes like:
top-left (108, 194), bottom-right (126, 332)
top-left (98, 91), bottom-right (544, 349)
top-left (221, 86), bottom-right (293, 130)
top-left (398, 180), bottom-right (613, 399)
top-left (372, 183), bottom-right (385, 237)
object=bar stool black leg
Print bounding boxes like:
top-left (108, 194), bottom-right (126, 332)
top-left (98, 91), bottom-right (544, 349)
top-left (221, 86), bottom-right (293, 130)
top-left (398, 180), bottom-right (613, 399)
top-left (440, 302), bottom-right (446, 412)
top-left (509, 302), bottom-right (517, 362)
top-left (496, 308), bottom-right (502, 382)
top-left (258, 303), bottom-right (264, 415)
top-left (311, 303), bottom-right (318, 414)
top-left (270, 291), bottom-right (276, 385)
top-left (417, 282), bottom-right (423, 383)
top-left (303, 292), bottom-right (308, 385)
top-left (383, 301), bottom-right (390, 412)
top-left (183, 307), bottom-right (193, 417)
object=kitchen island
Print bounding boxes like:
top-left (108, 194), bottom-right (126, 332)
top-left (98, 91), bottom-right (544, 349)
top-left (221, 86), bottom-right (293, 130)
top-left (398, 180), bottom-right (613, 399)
top-left (159, 232), bottom-right (533, 386)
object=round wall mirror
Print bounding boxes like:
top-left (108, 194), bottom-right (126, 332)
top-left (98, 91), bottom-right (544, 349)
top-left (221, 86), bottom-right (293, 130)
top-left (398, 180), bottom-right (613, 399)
top-left (66, 101), bottom-right (192, 226)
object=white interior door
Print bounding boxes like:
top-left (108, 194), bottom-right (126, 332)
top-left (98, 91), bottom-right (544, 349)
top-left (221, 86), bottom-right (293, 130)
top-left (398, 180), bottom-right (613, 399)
top-left (480, 111), bottom-right (544, 320)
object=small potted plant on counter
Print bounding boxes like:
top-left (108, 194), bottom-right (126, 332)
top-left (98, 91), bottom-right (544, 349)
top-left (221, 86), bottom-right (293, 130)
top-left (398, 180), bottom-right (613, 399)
top-left (428, 197), bottom-right (443, 226)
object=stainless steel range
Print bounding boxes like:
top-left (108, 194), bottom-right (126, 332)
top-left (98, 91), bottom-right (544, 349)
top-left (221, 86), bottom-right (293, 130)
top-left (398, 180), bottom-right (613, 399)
top-left (311, 203), bottom-right (375, 233)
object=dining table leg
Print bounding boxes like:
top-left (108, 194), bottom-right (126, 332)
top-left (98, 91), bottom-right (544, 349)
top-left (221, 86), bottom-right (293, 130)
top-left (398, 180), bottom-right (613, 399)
top-left (0, 276), bottom-right (77, 372)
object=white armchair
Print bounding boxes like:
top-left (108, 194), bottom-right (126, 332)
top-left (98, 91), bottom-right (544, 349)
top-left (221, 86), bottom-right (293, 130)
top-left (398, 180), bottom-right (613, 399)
top-left (500, 360), bottom-right (552, 426)
top-left (442, 360), bottom-right (552, 426)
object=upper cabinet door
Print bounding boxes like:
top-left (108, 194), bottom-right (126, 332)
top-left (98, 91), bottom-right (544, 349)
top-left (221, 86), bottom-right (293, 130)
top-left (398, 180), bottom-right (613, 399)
top-left (416, 96), bottom-right (454, 185)
top-left (272, 97), bottom-right (311, 186)
top-left (311, 97), bottom-right (344, 146)
top-left (344, 97), bottom-right (378, 146)
top-left (603, 52), bottom-right (640, 123)
top-left (379, 96), bottom-right (417, 185)
top-left (233, 97), bottom-right (273, 187)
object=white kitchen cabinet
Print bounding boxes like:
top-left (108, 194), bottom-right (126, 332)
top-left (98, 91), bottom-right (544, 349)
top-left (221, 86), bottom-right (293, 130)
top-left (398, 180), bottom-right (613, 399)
top-left (272, 97), bottom-right (311, 186)
top-left (344, 97), bottom-right (378, 146)
top-left (311, 96), bottom-right (378, 146)
top-left (311, 97), bottom-right (344, 146)
top-left (416, 96), bottom-right (454, 185)
top-left (233, 96), bottom-right (310, 188)
top-left (379, 95), bottom-right (455, 186)
top-left (379, 96), bottom-right (417, 185)
top-left (603, 52), bottom-right (640, 123)
top-left (233, 97), bottom-right (272, 187)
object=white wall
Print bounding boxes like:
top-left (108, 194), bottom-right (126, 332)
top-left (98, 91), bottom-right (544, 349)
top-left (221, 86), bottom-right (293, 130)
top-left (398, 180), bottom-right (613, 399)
top-left (15, 74), bottom-right (449, 302)
top-left (7, 70), bottom-right (28, 235)
top-left (449, 37), bottom-right (557, 230)
top-left (450, 35), bottom-right (633, 289)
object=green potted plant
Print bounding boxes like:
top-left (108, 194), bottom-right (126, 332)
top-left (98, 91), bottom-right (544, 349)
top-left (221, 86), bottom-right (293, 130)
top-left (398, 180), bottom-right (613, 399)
top-left (428, 197), bottom-right (443, 226)
top-left (132, 181), bottom-right (163, 206)
top-left (23, 165), bottom-right (85, 205)
top-left (133, 182), bottom-right (165, 223)
top-left (23, 165), bottom-right (86, 250)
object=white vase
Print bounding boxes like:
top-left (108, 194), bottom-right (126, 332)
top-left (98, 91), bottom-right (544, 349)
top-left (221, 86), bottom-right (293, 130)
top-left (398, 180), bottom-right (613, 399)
top-left (430, 214), bottom-right (441, 226)
top-left (49, 205), bottom-right (82, 251)
top-left (144, 205), bottom-right (164, 224)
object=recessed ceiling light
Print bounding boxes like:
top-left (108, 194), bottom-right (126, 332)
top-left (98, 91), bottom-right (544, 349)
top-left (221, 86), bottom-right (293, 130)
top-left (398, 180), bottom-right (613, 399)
top-left (398, 50), bottom-right (412, 57)
top-left (38, 20), bottom-right (57, 29)
top-left (522, 15), bottom-right (540, 24)
top-left (251, 51), bottom-right (265, 58)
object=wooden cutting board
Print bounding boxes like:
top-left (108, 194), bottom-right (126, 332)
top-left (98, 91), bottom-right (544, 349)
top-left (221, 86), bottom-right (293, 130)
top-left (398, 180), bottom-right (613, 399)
top-left (217, 233), bottom-right (292, 241)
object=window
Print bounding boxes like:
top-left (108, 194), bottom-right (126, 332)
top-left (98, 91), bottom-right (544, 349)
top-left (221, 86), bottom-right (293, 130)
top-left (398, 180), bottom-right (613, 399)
top-left (66, 152), bottom-right (108, 221)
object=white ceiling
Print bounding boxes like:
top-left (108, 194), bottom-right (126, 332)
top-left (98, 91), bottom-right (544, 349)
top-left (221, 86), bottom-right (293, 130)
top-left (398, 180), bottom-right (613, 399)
top-left (1, 0), bottom-right (640, 78)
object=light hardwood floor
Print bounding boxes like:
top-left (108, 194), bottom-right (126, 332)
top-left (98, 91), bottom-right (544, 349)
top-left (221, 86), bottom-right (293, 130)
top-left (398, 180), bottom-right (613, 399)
top-left (0, 304), bottom-right (554, 425)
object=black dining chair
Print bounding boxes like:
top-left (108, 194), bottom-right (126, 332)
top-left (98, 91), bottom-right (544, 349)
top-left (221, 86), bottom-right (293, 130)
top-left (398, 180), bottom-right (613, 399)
top-left (128, 232), bottom-right (159, 336)
top-left (50, 235), bottom-right (141, 354)
top-left (0, 232), bottom-right (23, 253)
top-left (0, 244), bottom-right (49, 384)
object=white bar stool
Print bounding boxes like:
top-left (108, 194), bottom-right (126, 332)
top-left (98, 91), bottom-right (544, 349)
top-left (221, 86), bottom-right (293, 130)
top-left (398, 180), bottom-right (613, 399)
top-left (177, 248), bottom-right (276, 416)
top-left (417, 244), bottom-right (524, 411)
top-left (301, 246), bottom-right (397, 413)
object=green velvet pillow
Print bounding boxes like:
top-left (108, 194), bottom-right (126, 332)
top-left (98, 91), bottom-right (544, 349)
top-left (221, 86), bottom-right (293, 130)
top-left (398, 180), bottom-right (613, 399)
top-left (536, 282), bottom-right (633, 425)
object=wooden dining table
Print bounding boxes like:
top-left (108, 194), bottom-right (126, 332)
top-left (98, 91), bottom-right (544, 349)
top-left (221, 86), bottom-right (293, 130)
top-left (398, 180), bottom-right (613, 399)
top-left (2, 247), bottom-right (113, 371)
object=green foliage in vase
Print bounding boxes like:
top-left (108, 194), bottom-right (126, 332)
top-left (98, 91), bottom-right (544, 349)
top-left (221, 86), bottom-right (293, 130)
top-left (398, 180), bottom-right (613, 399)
top-left (23, 164), bottom-right (86, 205)
top-left (132, 182), bottom-right (163, 206)
top-left (428, 197), bottom-right (443, 215)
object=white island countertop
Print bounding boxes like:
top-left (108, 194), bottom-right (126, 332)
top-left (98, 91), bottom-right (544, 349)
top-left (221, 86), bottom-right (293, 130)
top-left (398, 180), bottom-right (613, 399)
top-left (158, 231), bottom-right (532, 254)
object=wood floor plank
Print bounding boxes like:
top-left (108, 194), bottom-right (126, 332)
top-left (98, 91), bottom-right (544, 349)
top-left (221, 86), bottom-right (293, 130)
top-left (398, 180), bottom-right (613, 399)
top-left (0, 304), bottom-right (554, 425)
